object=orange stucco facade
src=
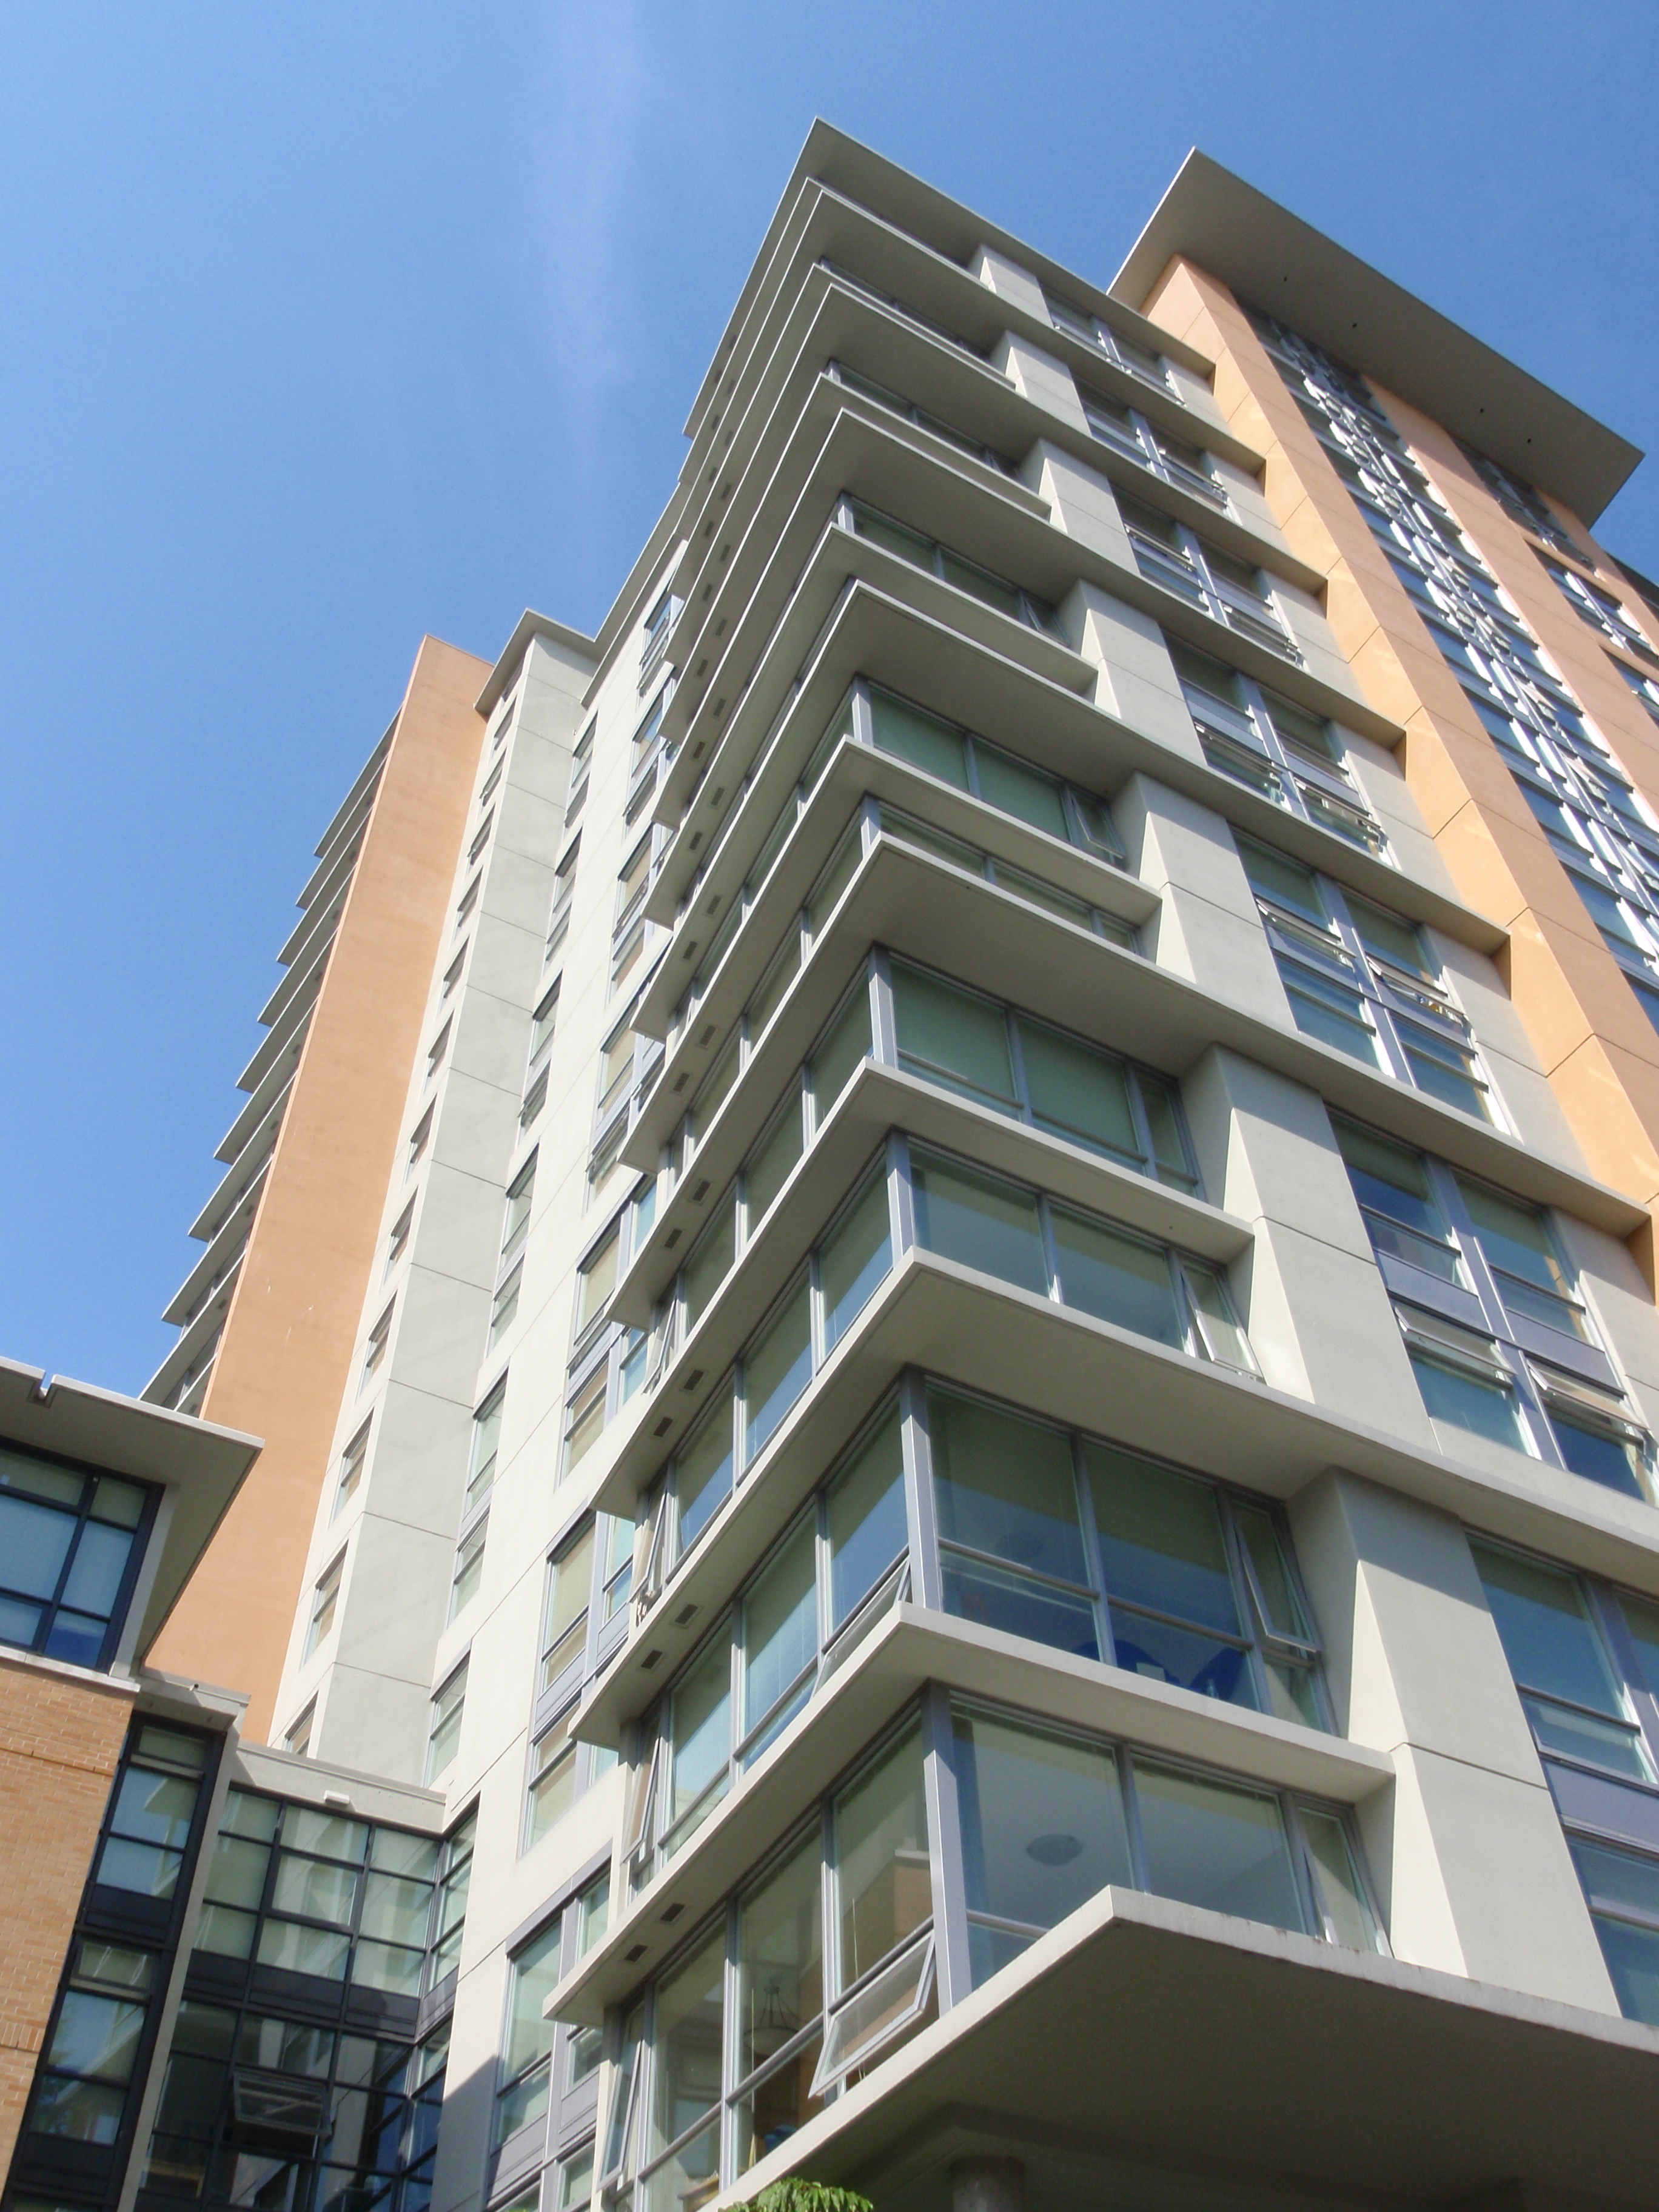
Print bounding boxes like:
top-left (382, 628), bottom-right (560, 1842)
top-left (1137, 254), bottom-right (1659, 1284)
top-left (0, 1657), bottom-right (134, 2173)
top-left (147, 636), bottom-right (490, 1738)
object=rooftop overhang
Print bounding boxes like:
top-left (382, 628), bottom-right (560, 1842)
top-left (475, 609), bottom-right (599, 719)
top-left (720, 1886), bottom-right (1659, 2211)
top-left (0, 1356), bottom-right (262, 1655)
top-left (1111, 150), bottom-right (1642, 525)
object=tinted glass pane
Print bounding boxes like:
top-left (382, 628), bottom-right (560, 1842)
top-left (747, 1095), bottom-right (805, 1225)
top-left (1589, 1914), bottom-right (1659, 2026)
top-left (827, 1410), bottom-right (906, 1628)
top-left (744, 1518), bottom-right (817, 1734)
top-left (30, 2076), bottom-right (127, 2143)
top-left (286, 1809), bottom-right (367, 1860)
top-left (48, 1989), bottom-right (145, 2083)
top-left (651, 1928), bottom-right (724, 2153)
top-left (891, 967), bottom-right (1016, 1105)
top-left (1133, 1761), bottom-right (1301, 1931)
top-left (1411, 1354), bottom-right (1526, 1448)
top-left (1241, 842), bottom-right (1325, 924)
top-left (819, 1174), bottom-right (893, 1352)
top-left (360, 1873), bottom-right (432, 1946)
top-left (0, 1494), bottom-right (76, 1600)
top-left (939, 1555), bottom-right (1098, 1660)
top-left (1017, 1022), bottom-right (1138, 1160)
top-left (59, 1521), bottom-right (133, 1617)
top-left (737, 1831), bottom-right (823, 2082)
top-left (96, 1839), bottom-right (182, 1900)
top-left (256, 1921), bottom-right (350, 1979)
top-left (1051, 1212), bottom-right (1181, 1343)
top-left (677, 1382), bottom-right (735, 1552)
top-left (835, 1726), bottom-right (930, 1985)
top-left (954, 1711), bottom-right (1128, 1940)
top-left (1473, 1545), bottom-right (1625, 1714)
top-left (928, 1389), bottom-right (1087, 1586)
top-left (744, 1281), bottom-right (812, 1463)
top-left (46, 1613), bottom-right (109, 1667)
top-left (974, 747), bottom-right (1068, 839)
top-left (111, 1768), bottom-right (198, 1849)
top-left (1299, 1807), bottom-right (1377, 1950)
top-left (870, 692), bottom-right (968, 786)
top-left (1553, 1416), bottom-right (1644, 1498)
top-left (0, 1448), bottom-right (82, 1506)
top-left (1086, 1446), bottom-right (1239, 1632)
top-left (682, 1203), bottom-right (736, 1333)
top-left (204, 1835), bottom-right (270, 1910)
top-left (670, 1634), bottom-right (731, 1823)
top-left (503, 1925), bottom-right (561, 2078)
top-left (272, 1855), bottom-right (359, 1926)
top-left (911, 1154), bottom-right (1047, 1294)
top-left (811, 983), bottom-right (872, 1118)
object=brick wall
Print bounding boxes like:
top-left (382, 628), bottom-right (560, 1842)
top-left (0, 1654), bottom-right (135, 2178)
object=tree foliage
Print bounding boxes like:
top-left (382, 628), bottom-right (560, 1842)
top-left (726, 2177), bottom-right (873, 2212)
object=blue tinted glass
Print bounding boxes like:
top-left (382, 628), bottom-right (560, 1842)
top-left (46, 1612), bottom-right (109, 1667)
top-left (0, 1493), bottom-right (77, 1600)
top-left (1107, 1609), bottom-right (1258, 1709)
top-left (61, 1521), bottom-right (135, 1617)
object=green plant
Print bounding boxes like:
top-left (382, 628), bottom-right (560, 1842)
top-left (728, 2178), bottom-right (873, 2212)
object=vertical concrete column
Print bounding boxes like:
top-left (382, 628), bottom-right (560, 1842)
top-left (1290, 1467), bottom-right (1617, 2012)
top-left (970, 245), bottom-right (1048, 324)
top-left (1112, 777), bottom-right (1287, 1019)
top-left (987, 330), bottom-right (1088, 436)
top-left (1059, 583), bottom-right (1204, 762)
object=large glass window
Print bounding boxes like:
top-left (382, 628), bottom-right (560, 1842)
top-left (608, 1695), bottom-right (1379, 2204)
top-left (1242, 840), bottom-right (1493, 1120)
top-left (1473, 1538), bottom-right (1659, 2025)
top-left (842, 497), bottom-right (1062, 638)
top-left (1119, 494), bottom-right (1296, 659)
top-left (0, 1443), bottom-right (155, 1668)
top-left (1169, 639), bottom-right (1384, 850)
top-left (495, 1923), bottom-right (563, 2144)
top-left (1335, 1117), bottom-right (1649, 1495)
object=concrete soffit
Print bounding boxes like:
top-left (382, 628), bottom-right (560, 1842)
top-left (1110, 149), bottom-right (1643, 523)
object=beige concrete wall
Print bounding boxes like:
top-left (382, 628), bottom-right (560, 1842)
top-left (149, 637), bottom-right (491, 1740)
top-left (1135, 253), bottom-right (1659, 1285)
top-left (0, 1655), bottom-right (135, 2173)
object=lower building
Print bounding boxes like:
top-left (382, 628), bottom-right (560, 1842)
top-left (14, 123), bottom-right (1659, 2212)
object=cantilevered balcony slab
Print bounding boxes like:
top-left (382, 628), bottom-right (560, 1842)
top-left (669, 271), bottom-right (1316, 692)
top-left (626, 827), bottom-right (1637, 1249)
top-left (591, 1244), bottom-right (1659, 1669)
top-left (555, 1600), bottom-right (1392, 2017)
top-left (717, 1882), bottom-right (1659, 2211)
top-left (646, 578), bottom-right (1500, 963)
top-left (659, 405), bottom-right (1396, 822)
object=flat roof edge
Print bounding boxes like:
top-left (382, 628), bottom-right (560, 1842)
top-left (477, 611), bottom-right (599, 716)
top-left (1111, 150), bottom-right (1641, 523)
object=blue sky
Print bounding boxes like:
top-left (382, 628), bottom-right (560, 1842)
top-left (4, 0), bottom-right (1656, 1395)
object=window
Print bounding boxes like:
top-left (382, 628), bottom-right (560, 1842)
top-left (567, 719), bottom-right (595, 822)
top-left (1261, 312), bottom-right (1659, 1030)
top-left (426, 1663), bottom-right (468, 1785)
top-left (909, 1145), bottom-right (1254, 1373)
top-left (828, 360), bottom-right (1016, 475)
top-left (442, 945), bottom-right (466, 997)
top-left (616, 833), bottom-right (654, 935)
top-left (527, 978), bottom-right (560, 1093)
top-left (526, 1711), bottom-right (579, 1846)
top-left (284, 1704), bottom-right (315, 1759)
top-left (575, 1219), bottom-right (623, 1347)
top-left (1043, 290), bottom-right (1175, 392)
top-left (494, 1923), bottom-right (562, 2144)
top-left (611, 1695), bottom-right (1375, 2202)
top-left (466, 1380), bottom-right (506, 1514)
top-left (424, 1020), bottom-right (452, 1086)
top-left (303, 1552), bottom-right (346, 1660)
top-left (628, 692), bottom-right (669, 813)
top-left (1336, 1119), bottom-right (1648, 1494)
top-left (333, 1421), bottom-right (371, 1518)
top-left (1168, 640), bottom-right (1384, 850)
top-left (428, 1811), bottom-right (476, 1987)
top-left (359, 1304), bottom-right (393, 1391)
top-left (0, 1443), bottom-right (155, 1668)
top-left (665, 1164), bottom-right (896, 1563)
top-left (1119, 495), bottom-right (1296, 657)
top-left (469, 811), bottom-right (495, 866)
top-left (501, 1154), bottom-right (537, 1272)
top-left (1473, 1540), bottom-right (1659, 2023)
top-left (548, 838), bottom-right (580, 959)
top-left (874, 802), bottom-right (1136, 949)
top-left (1545, 560), bottom-right (1658, 663)
top-left (449, 1515), bottom-right (488, 1623)
top-left (94, 1722), bottom-right (209, 1909)
top-left (1081, 385), bottom-right (1225, 508)
top-left (454, 874), bottom-right (481, 937)
top-left (31, 1937), bottom-right (155, 2151)
top-left (642, 588), bottom-right (679, 679)
top-left (1241, 840), bottom-right (1493, 1119)
top-left (842, 498), bottom-right (1063, 637)
top-left (478, 755), bottom-right (504, 812)
top-left (489, 1266), bottom-right (523, 1349)
top-left (890, 959), bottom-right (1196, 1186)
top-left (541, 1523), bottom-right (596, 1692)
top-left (406, 1107), bottom-right (434, 1178)
top-left (385, 1200), bottom-right (414, 1276)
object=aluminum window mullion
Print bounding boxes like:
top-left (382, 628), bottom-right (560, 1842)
top-left (1117, 1749), bottom-right (1151, 1895)
top-left (921, 1683), bottom-right (971, 2014)
top-left (899, 1369), bottom-right (943, 1613)
top-left (1121, 1069), bottom-right (1161, 1182)
top-left (1036, 1193), bottom-right (1064, 1305)
top-left (888, 1129), bottom-right (917, 1261)
top-left (1005, 1010), bottom-right (1034, 1133)
top-left (1071, 1430), bottom-right (1116, 1667)
top-left (1588, 1586), bottom-right (1659, 1778)
top-left (1280, 1798), bottom-right (1330, 1943)
top-left (868, 950), bottom-right (899, 1069)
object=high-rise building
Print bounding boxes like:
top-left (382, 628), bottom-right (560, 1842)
top-left (12, 123), bottom-right (1659, 2212)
